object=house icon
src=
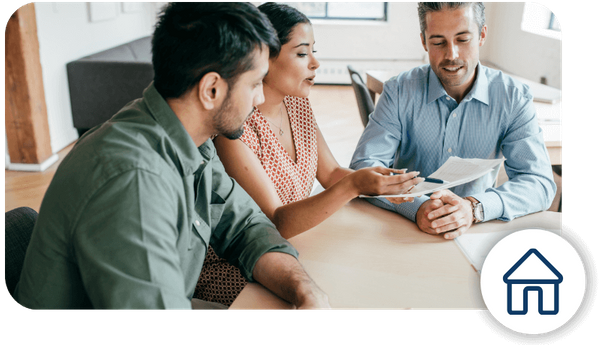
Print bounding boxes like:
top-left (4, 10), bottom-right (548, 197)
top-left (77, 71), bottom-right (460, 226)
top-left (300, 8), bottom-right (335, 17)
top-left (503, 248), bottom-right (563, 315)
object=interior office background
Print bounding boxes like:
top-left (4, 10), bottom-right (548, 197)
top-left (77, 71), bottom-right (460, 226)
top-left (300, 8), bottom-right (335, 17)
top-left (4, 2), bottom-right (561, 169)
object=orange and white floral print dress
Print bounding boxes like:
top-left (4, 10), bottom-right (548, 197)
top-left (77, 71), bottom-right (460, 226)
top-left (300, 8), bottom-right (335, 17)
top-left (195, 96), bottom-right (319, 306)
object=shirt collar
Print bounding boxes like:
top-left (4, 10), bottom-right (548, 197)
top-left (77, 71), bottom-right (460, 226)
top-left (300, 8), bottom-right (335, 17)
top-left (142, 82), bottom-right (210, 176)
top-left (427, 62), bottom-right (489, 105)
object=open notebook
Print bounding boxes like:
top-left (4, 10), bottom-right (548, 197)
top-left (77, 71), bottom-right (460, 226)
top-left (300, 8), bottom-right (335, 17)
top-left (361, 156), bottom-right (505, 198)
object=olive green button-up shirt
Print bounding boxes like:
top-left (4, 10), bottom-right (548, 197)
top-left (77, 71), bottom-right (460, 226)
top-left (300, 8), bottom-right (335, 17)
top-left (15, 83), bottom-right (298, 309)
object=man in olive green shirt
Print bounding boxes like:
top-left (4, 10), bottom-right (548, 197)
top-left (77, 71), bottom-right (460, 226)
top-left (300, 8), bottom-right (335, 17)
top-left (15, 3), bottom-right (329, 309)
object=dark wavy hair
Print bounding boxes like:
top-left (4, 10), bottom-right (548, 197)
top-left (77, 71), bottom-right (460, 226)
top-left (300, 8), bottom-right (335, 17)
top-left (152, 2), bottom-right (280, 98)
top-left (258, 2), bottom-right (311, 58)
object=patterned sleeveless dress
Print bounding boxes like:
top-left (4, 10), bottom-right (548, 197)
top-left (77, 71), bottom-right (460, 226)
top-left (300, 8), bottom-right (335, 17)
top-left (194, 96), bottom-right (319, 306)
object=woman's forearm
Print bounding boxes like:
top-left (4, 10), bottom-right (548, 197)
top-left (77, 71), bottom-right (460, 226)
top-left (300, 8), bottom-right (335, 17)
top-left (272, 173), bottom-right (358, 239)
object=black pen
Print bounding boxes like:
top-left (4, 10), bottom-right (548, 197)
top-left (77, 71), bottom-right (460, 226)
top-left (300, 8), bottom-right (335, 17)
top-left (424, 177), bottom-right (446, 184)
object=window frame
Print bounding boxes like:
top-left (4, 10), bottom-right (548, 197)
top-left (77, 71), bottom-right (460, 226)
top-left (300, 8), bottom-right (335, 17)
top-left (293, 2), bottom-right (388, 22)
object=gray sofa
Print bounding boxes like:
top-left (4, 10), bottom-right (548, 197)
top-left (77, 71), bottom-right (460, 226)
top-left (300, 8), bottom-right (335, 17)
top-left (67, 36), bottom-right (154, 136)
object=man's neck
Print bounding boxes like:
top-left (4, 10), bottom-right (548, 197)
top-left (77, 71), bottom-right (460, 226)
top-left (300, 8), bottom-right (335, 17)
top-left (166, 95), bottom-right (213, 147)
top-left (444, 65), bottom-right (479, 104)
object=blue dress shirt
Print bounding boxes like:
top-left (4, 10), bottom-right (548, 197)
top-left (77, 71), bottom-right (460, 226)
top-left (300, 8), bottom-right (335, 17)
top-left (350, 63), bottom-right (556, 223)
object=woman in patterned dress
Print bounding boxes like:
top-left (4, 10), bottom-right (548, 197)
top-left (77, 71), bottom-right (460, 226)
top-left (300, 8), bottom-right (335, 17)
top-left (195, 2), bottom-right (423, 306)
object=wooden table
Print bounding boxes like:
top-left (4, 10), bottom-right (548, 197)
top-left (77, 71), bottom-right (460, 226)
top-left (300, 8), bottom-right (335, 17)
top-left (365, 65), bottom-right (562, 165)
top-left (230, 199), bottom-right (561, 309)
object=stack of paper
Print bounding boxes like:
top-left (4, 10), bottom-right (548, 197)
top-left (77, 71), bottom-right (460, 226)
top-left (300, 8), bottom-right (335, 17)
top-left (361, 156), bottom-right (505, 198)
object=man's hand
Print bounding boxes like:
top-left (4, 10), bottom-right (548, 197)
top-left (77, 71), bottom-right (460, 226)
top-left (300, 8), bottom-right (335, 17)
top-left (252, 252), bottom-right (330, 309)
top-left (415, 190), bottom-right (474, 240)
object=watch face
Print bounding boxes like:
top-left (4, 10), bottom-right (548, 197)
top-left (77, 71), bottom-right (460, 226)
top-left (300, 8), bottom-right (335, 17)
top-left (474, 204), bottom-right (484, 221)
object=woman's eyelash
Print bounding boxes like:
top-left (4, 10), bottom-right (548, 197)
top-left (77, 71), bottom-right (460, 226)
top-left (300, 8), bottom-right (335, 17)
top-left (298, 51), bottom-right (317, 57)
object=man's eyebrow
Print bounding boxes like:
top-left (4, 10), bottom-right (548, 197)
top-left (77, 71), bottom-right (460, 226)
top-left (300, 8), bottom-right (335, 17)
top-left (455, 30), bottom-right (472, 36)
top-left (428, 34), bottom-right (445, 40)
top-left (428, 30), bottom-right (472, 40)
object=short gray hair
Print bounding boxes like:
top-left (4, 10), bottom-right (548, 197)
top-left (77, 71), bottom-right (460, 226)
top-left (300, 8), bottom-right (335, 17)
top-left (418, 2), bottom-right (486, 41)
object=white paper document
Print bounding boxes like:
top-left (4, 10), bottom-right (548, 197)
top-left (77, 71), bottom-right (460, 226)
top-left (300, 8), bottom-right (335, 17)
top-left (361, 156), bottom-right (505, 198)
top-left (455, 227), bottom-right (561, 273)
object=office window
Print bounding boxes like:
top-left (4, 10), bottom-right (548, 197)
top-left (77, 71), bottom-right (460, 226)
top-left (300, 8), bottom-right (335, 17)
top-left (521, 3), bottom-right (560, 40)
top-left (286, 2), bottom-right (387, 21)
top-left (548, 13), bottom-right (561, 31)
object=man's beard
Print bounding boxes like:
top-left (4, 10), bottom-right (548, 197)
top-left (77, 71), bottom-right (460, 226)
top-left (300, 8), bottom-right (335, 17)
top-left (212, 92), bottom-right (250, 140)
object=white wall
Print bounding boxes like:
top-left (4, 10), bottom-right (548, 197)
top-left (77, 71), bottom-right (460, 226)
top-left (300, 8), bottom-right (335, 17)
top-left (6, 2), bottom-right (561, 161)
top-left (311, 2), bottom-right (560, 89)
top-left (33, 2), bottom-right (160, 154)
top-left (481, 2), bottom-right (561, 89)
top-left (313, 2), bottom-right (424, 61)
top-left (310, 2), bottom-right (426, 83)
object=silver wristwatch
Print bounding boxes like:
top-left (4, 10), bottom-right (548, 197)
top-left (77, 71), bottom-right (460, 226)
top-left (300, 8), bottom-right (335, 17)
top-left (465, 197), bottom-right (484, 223)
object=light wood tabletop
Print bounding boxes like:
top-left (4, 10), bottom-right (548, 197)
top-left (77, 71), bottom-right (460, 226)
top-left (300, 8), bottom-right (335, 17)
top-left (230, 199), bottom-right (561, 309)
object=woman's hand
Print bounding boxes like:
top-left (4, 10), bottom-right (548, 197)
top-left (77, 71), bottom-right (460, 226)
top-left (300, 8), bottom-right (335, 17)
top-left (347, 167), bottom-right (422, 200)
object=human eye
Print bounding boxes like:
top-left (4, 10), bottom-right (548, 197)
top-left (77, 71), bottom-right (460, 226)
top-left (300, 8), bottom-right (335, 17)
top-left (457, 36), bottom-right (472, 43)
top-left (297, 53), bottom-right (307, 57)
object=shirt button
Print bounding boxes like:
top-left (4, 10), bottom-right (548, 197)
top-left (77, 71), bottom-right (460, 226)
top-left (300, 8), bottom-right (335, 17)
top-left (448, 148), bottom-right (452, 153)
top-left (452, 113), bottom-right (457, 118)
top-left (200, 161), bottom-right (205, 165)
top-left (195, 220), bottom-right (200, 226)
top-left (446, 96), bottom-right (450, 101)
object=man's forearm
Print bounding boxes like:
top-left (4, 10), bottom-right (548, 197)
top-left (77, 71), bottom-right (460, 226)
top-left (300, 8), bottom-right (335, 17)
top-left (252, 251), bottom-right (329, 308)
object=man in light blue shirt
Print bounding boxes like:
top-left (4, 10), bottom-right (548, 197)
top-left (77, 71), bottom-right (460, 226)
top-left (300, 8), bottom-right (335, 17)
top-left (350, 2), bottom-right (555, 239)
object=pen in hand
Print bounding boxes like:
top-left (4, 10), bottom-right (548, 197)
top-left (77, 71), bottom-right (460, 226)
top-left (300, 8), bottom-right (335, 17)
top-left (423, 177), bottom-right (446, 184)
top-left (389, 171), bottom-right (443, 184)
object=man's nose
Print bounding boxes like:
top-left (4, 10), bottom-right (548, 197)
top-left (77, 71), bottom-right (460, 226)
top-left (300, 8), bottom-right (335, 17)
top-left (445, 42), bottom-right (459, 61)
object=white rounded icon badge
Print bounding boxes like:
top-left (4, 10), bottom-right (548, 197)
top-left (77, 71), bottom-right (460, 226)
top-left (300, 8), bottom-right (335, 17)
top-left (480, 229), bottom-right (586, 335)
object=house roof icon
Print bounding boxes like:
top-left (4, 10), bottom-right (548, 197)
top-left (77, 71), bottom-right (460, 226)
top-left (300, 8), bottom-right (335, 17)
top-left (503, 248), bottom-right (563, 284)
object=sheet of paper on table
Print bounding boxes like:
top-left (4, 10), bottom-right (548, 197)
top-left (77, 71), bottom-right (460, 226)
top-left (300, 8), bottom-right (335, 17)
top-left (455, 227), bottom-right (561, 273)
top-left (360, 156), bottom-right (505, 198)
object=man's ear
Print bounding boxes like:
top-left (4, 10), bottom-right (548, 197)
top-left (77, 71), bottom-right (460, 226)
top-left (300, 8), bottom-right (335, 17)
top-left (479, 25), bottom-right (488, 47)
top-left (420, 33), bottom-right (428, 52)
top-left (197, 72), bottom-right (228, 111)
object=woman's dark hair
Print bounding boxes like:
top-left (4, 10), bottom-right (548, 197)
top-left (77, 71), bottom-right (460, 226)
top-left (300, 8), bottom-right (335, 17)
top-left (152, 2), bottom-right (280, 99)
top-left (258, 2), bottom-right (311, 58)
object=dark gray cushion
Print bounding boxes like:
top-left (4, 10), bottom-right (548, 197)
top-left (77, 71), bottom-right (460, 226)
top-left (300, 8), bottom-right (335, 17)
top-left (67, 36), bottom-right (154, 134)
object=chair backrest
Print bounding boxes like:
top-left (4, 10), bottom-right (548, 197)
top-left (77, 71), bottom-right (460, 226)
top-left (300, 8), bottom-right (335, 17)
top-left (5, 206), bottom-right (38, 297)
top-left (347, 65), bottom-right (363, 84)
top-left (350, 73), bottom-right (375, 127)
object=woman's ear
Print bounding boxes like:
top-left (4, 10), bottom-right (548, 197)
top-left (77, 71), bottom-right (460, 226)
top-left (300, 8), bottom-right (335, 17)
top-left (198, 72), bottom-right (228, 110)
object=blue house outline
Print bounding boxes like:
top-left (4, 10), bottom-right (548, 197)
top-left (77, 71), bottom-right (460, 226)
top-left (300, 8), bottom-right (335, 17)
top-left (503, 248), bottom-right (563, 315)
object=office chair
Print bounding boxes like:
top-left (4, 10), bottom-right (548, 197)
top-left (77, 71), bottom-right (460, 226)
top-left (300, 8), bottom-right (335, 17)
top-left (347, 65), bottom-right (363, 84)
top-left (5, 206), bottom-right (38, 297)
top-left (349, 73), bottom-right (375, 127)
